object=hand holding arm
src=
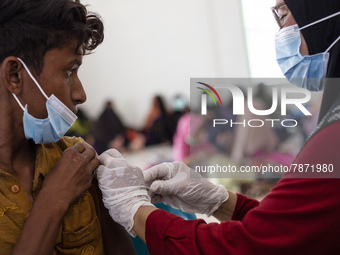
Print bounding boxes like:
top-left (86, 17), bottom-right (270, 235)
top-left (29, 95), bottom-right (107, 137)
top-left (134, 162), bottom-right (237, 243)
top-left (144, 161), bottom-right (230, 216)
top-left (12, 142), bottom-right (99, 255)
top-left (96, 149), bottom-right (155, 237)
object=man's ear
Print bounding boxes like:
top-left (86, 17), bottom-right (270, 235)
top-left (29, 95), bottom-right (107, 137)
top-left (1, 56), bottom-right (25, 95)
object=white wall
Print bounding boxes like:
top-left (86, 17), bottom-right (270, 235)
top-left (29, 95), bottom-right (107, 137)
top-left (80, 0), bottom-right (249, 129)
top-left (242, 0), bottom-right (284, 78)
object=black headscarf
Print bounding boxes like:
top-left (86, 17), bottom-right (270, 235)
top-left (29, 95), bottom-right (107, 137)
top-left (285, 0), bottom-right (340, 120)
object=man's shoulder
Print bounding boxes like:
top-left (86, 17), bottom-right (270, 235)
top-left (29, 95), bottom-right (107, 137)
top-left (52, 136), bottom-right (85, 152)
top-left (36, 136), bottom-right (85, 173)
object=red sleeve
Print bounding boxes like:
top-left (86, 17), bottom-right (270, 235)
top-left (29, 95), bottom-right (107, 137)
top-left (231, 193), bottom-right (259, 221)
top-left (145, 122), bottom-right (340, 255)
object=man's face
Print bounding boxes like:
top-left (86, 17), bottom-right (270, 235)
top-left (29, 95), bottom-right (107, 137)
top-left (23, 40), bottom-right (86, 119)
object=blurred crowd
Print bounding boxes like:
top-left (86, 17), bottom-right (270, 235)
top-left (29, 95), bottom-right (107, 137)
top-left (66, 94), bottom-right (189, 154)
top-left (67, 85), bottom-right (321, 199)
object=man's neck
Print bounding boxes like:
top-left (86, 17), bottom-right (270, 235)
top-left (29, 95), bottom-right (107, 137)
top-left (0, 137), bottom-right (35, 175)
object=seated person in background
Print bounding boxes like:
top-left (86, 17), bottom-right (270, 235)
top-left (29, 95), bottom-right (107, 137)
top-left (130, 94), bottom-right (188, 150)
top-left (173, 112), bottom-right (216, 166)
top-left (92, 100), bottom-right (129, 153)
top-left (167, 94), bottom-right (189, 143)
top-left (0, 0), bottom-right (135, 254)
top-left (143, 95), bottom-right (166, 132)
top-left (143, 95), bottom-right (171, 146)
top-left (172, 113), bottom-right (192, 165)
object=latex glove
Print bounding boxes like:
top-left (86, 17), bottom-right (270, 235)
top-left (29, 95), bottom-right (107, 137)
top-left (96, 149), bottom-right (154, 237)
top-left (144, 161), bottom-right (229, 216)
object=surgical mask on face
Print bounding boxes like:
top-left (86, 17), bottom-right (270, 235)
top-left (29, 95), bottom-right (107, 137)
top-left (12, 58), bottom-right (77, 144)
top-left (275, 11), bottom-right (340, 91)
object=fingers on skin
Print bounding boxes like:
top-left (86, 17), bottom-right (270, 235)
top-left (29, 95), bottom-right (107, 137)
top-left (67, 143), bottom-right (99, 175)
top-left (79, 144), bottom-right (100, 170)
top-left (82, 147), bottom-right (96, 161)
top-left (74, 143), bottom-right (86, 153)
top-left (89, 156), bottom-right (100, 172)
top-left (72, 143), bottom-right (97, 162)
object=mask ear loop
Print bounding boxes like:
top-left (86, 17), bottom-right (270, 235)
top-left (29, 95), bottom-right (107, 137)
top-left (325, 35), bottom-right (340, 54)
top-left (17, 58), bottom-right (49, 100)
top-left (298, 11), bottom-right (340, 61)
top-left (12, 58), bottom-right (50, 112)
top-left (299, 11), bottom-right (340, 31)
top-left (12, 93), bottom-right (25, 111)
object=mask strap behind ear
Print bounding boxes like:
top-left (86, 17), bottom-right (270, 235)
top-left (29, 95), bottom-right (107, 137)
top-left (299, 11), bottom-right (340, 31)
top-left (12, 93), bottom-right (25, 111)
top-left (17, 58), bottom-right (49, 100)
top-left (297, 11), bottom-right (340, 55)
top-left (325, 35), bottom-right (340, 54)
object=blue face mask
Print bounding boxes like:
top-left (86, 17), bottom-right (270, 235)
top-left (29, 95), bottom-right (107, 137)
top-left (275, 11), bottom-right (340, 91)
top-left (12, 58), bottom-right (77, 144)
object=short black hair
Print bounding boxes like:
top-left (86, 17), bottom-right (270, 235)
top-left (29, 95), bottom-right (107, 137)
top-left (0, 0), bottom-right (104, 74)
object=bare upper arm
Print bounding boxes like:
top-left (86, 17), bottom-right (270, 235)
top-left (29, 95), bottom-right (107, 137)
top-left (90, 178), bottom-right (137, 255)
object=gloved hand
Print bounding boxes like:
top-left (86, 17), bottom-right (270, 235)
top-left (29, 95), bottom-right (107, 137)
top-left (144, 161), bottom-right (229, 216)
top-left (96, 149), bottom-right (154, 237)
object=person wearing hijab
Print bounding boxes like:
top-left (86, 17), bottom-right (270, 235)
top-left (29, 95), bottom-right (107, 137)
top-left (92, 100), bottom-right (128, 153)
top-left (96, 1), bottom-right (340, 254)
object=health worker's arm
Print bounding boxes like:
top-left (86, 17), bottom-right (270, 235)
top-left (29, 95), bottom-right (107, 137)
top-left (133, 190), bottom-right (238, 243)
top-left (143, 122), bottom-right (340, 254)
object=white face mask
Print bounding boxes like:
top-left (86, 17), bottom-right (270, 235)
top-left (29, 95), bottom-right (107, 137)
top-left (12, 58), bottom-right (77, 144)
